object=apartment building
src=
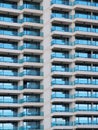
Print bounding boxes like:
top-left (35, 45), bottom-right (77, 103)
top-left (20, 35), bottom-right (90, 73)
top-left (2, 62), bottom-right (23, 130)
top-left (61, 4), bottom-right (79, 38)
top-left (0, 0), bottom-right (98, 130)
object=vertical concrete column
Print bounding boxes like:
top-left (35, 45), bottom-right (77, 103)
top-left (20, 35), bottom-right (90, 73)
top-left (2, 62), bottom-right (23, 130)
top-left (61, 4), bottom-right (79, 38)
top-left (43, 0), bottom-right (52, 129)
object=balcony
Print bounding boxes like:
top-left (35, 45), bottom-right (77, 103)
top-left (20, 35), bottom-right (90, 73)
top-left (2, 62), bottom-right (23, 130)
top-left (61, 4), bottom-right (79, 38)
top-left (75, 66), bottom-right (98, 72)
top-left (51, 26), bottom-right (72, 32)
top-left (52, 78), bottom-right (72, 85)
top-left (74, 0), bottom-right (98, 7)
top-left (24, 81), bottom-right (43, 89)
top-left (20, 43), bottom-right (43, 50)
top-left (20, 98), bottom-right (44, 103)
top-left (74, 39), bottom-right (98, 46)
top-left (19, 57), bottom-right (43, 63)
top-left (51, 108), bottom-right (73, 112)
top-left (0, 83), bottom-right (20, 90)
top-left (19, 125), bottom-right (44, 130)
top-left (51, 0), bottom-right (72, 6)
top-left (51, 13), bottom-right (72, 19)
top-left (51, 94), bottom-right (73, 99)
top-left (75, 121), bottom-right (98, 125)
top-left (19, 70), bottom-right (43, 77)
top-left (0, 16), bottom-right (17, 23)
top-left (0, 125), bottom-right (17, 130)
top-left (0, 98), bottom-right (18, 104)
top-left (19, 31), bottom-right (43, 37)
top-left (20, 111), bottom-right (44, 117)
top-left (0, 56), bottom-right (18, 63)
top-left (75, 107), bottom-right (98, 112)
top-left (51, 39), bottom-right (72, 46)
top-left (0, 111), bottom-right (18, 117)
top-left (0, 70), bottom-right (18, 77)
top-left (0, 28), bottom-right (18, 36)
top-left (51, 52), bottom-right (72, 59)
top-left (74, 14), bottom-right (98, 20)
top-left (75, 93), bottom-right (98, 98)
top-left (0, 1), bottom-right (17, 9)
top-left (75, 80), bottom-right (98, 85)
top-left (19, 17), bottom-right (43, 24)
top-left (75, 53), bottom-right (98, 59)
top-left (0, 42), bottom-right (18, 50)
top-left (74, 27), bottom-right (98, 33)
top-left (52, 121), bottom-right (73, 127)
top-left (51, 66), bottom-right (72, 72)
top-left (19, 3), bottom-right (43, 10)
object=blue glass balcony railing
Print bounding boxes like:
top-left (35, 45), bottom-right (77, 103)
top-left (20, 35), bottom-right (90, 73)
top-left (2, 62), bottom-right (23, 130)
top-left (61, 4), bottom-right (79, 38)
top-left (19, 125), bottom-right (44, 130)
top-left (19, 18), bottom-right (43, 24)
top-left (19, 71), bottom-right (43, 76)
top-left (0, 30), bottom-right (18, 36)
top-left (51, 94), bottom-right (73, 99)
top-left (0, 71), bottom-right (18, 77)
top-left (75, 122), bottom-right (98, 125)
top-left (0, 99), bottom-right (18, 103)
top-left (0, 2), bottom-right (17, 9)
top-left (24, 85), bottom-right (43, 90)
top-left (51, 39), bottom-right (72, 46)
top-left (75, 94), bottom-right (98, 98)
top-left (74, 27), bottom-right (98, 33)
top-left (0, 57), bottom-right (17, 63)
top-left (74, 14), bottom-right (98, 20)
top-left (0, 43), bottom-right (18, 50)
top-left (75, 66), bottom-right (98, 72)
top-left (51, 80), bottom-right (73, 85)
top-left (19, 31), bottom-right (43, 37)
top-left (0, 128), bottom-right (18, 130)
top-left (51, 108), bottom-right (73, 112)
top-left (75, 53), bottom-right (98, 59)
top-left (74, 14), bottom-right (91, 19)
top-left (19, 58), bottom-right (43, 63)
top-left (0, 85), bottom-right (19, 90)
top-left (19, 4), bottom-right (43, 10)
top-left (74, 107), bottom-right (98, 112)
top-left (20, 111), bottom-right (44, 117)
top-left (51, 13), bottom-right (72, 19)
top-left (0, 17), bottom-right (17, 23)
top-left (51, 26), bottom-right (72, 32)
top-left (74, 1), bottom-right (98, 7)
top-left (51, 66), bottom-right (73, 72)
top-left (0, 113), bottom-right (18, 117)
top-left (51, 53), bottom-right (73, 59)
top-left (20, 98), bottom-right (44, 103)
top-left (75, 80), bottom-right (98, 85)
top-left (74, 40), bottom-right (98, 46)
top-left (51, 0), bottom-right (72, 6)
top-left (52, 121), bottom-right (73, 127)
top-left (19, 44), bottom-right (43, 50)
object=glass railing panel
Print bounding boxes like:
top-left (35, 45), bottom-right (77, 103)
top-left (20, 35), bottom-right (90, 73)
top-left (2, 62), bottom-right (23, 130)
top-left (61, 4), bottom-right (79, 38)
top-left (52, 121), bottom-right (73, 126)
top-left (51, 13), bottom-right (71, 19)
top-left (51, 53), bottom-right (72, 59)
top-left (19, 4), bottom-right (43, 10)
top-left (51, 0), bottom-right (72, 6)
top-left (0, 30), bottom-right (18, 36)
top-left (0, 43), bottom-right (18, 50)
top-left (20, 98), bottom-right (43, 103)
top-left (0, 17), bottom-right (17, 23)
top-left (0, 57), bottom-right (17, 63)
top-left (74, 14), bottom-right (91, 19)
top-left (0, 2), bottom-right (17, 9)
top-left (51, 39), bottom-right (71, 45)
top-left (51, 26), bottom-right (71, 32)
top-left (19, 18), bottom-right (43, 24)
top-left (74, 1), bottom-right (92, 6)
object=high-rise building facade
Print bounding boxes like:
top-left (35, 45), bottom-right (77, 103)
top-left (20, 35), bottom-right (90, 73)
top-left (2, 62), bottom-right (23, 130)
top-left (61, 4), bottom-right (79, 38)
top-left (0, 0), bottom-right (98, 130)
